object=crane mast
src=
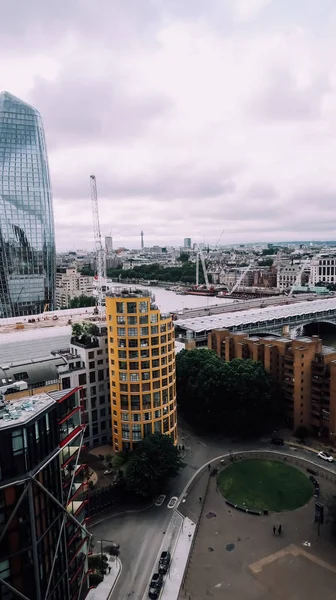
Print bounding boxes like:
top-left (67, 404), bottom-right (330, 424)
top-left (90, 175), bottom-right (106, 317)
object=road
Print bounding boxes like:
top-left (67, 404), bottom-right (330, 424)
top-left (89, 428), bottom-right (336, 599)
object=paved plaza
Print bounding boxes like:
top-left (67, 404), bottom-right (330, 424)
top-left (180, 464), bottom-right (336, 600)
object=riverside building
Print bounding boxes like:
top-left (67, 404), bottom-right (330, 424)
top-left (106, 288), bottom-right (177, 451)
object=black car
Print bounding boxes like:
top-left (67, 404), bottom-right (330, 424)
top-left (270, 437), bottom-right (284, 446)
top-left (148, 573), bottom-right (163, 599)
top-left (309, 475), bottom-right (318, 486)
top-left (159, 550), bottom-right (171, 574)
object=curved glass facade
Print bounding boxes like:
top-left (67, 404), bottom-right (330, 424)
top-left (0, 91), bottom-right (55, 318)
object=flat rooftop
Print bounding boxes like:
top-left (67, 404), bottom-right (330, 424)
top-left (0, 392), bottom-right (55, 430)
top-left (175, 297), bottom-right (336, 334)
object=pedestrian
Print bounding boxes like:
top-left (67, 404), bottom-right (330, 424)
top-left (199, 496), bottom-right (202, 503)
top-left (108, 566), bottom-right (111, 574)
top-left (188, 533), bottom-right (191, 541)
top-left (273, 525), bottom-right (276, 535)
top-left (278, 524), bottom-right (282, 536)
top-left (208, 464), bottom-right (211, 471)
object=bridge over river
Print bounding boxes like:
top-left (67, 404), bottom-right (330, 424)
top-left (174, 297), bottom-right (336, 344)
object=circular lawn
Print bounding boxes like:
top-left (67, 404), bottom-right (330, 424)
top-left (217, 459), bottom-right (313, 512)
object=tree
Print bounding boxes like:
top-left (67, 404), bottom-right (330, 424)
top-left (125, 433), bottom-right (183, 497)
top-left (71, 323), bottom-right (83, 338)
top-left (176, 349), bottom-right (281, 437)
top-left (294, 425), bottom-right (310, 442)
top-left (69, 295), bottom-right (96, 308)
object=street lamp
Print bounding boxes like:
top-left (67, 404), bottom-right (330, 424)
top-left (100, 539), bottom-right (120, 576)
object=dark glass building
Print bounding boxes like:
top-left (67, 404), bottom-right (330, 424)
top-left (0, 388), bottom-right (90, 599)
top-left (0, 91), bottom-right (55, 318)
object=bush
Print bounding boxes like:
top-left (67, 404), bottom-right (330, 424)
top-left (89, 572), bottom-right (104, 588)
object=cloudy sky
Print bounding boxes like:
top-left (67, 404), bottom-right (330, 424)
top-left (2, 0), bottom-right (336, 250)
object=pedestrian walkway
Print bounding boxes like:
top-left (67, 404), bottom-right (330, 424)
top-left (86, 557), bottom-right (121, 600)
top-left (161, 517), bottom-right (196, 600)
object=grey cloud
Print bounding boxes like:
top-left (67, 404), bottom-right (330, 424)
top-left (29, 74), bottom-right (170, 149)
top-left (252, 67), bottom-right (330, 121)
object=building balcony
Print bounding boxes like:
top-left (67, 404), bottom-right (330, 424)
top-left (71, 337), bottom-right (99, 350)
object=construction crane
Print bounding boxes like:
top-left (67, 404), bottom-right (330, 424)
top-left (195, 245), bottom-right (210, 289)
top-left (228, 262), bottom-right (254, 296)
top-left (90, 175), bottom-right (106, 317)
top-left (288, 258), bottom-right (311, 296)
top-left (214, 229), bottom-right (225, 250)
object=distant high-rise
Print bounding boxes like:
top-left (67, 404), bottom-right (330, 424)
top-left (184, 237), bottom-right (192, 249)
top-left (105, 235), bottom-right (113, 253)
top-left (141, 230), bottom-right (144, 249)
top-left (0, 91), bottom-right (56, 318)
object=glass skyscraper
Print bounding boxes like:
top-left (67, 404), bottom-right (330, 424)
top-left (0, 91), bottom-right (55, 318)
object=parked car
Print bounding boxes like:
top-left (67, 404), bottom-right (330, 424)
top-left (270, 437), bottom-right (284, 446)
top-left (317, 451), bottom-right (334, 462)
top-left (148, 573), bottom-right (163, 599)
top-left (309, 475), bottom-right (318, 486)
top-left (159, 550), bottom-right (171, 574)
top-left (104, 469), bottom-right (113, 475)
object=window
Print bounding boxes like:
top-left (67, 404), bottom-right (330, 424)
top-left (132, 413), bottom-right (141, 421)
top-left (140, 338), bottom-right (149, 347)
top-left (89, 361), bottom-right (95, 369)
top-left (130, 373), bottom-right (140, 382)
top-left (128, 316), bottom-right (137, 325)
top-left (122, 424), bottom-right (130, 439)
top-left (142, 393), bottom-right (151, 408)
top-left (161, 356), bottom-right (167, 366)
top-left (78, 373), bottom-right (86, 385)
top-left (119, 361), bottom-right (127, 369)
top-left (151, 337), bottom-right (159, 346)
top-left (152, 380), bottom-right (160, 389)
top-left (141, 361), bottom-right (150, 369)
top-left (118, 339), bottom-right (126, 348)
top-left (101, 421), bottom-right (107, 430)
top-left (129, 350), bottom-right (139, 359)
top-left (162, 389), bottom-right (168, 403)
top-left (153, 370), bottom-right (160, 379)
top-left (121, 412), bottom-right (129, 421)
top-left (129, 339), bottom-right (138, 348)
top-left (162, 368), bottom-right (167, 377)
top-left (140, 327), bottom-right (148, 336)
top-left (117, 316), bottom-right (125, 324)
top-left (139, 315), bottom-right (148, 324)
top-left (144, 412), bottom-right (151, 421)
top-left (99, 395), bottom-right (105, 404)
top-left (118, 350), bottom-right (127, 359)
top-left (142, 383), bottom-right (151, 391)
top-left (120, 372), bottom-right (128, 381)
top-left (117, 302), bottom-right (125, 313)
top-left (152, 348), bottom-right (159, 357)
top-left (97, 359), bottom-right (104, 365)
top-left (121, 395), bottom-right (129, 409)
top-left (91, 397), bottom-right (97, 408)
top-left (150, 313), bottom-right (158, 323)
top-left (88, 351), bottom-right (94, 359)
top-left (151, 325), bottom-right (158, 334)
top-left (154, 409), bottom-right (161, 418)
top-left (62, 377), bottom-right (70, 389)
top-left (127, 301), bottom-right (137, 313)
top-left (97, 349), bottom-right (103, 355)
top-left (142, 372), bottom-right (150, 381)
top-left (132, 424), bottom-right (142, 440)
top-left (130, 383), bottom-right (140, 392)
top-left (163, 417), bottom-right (169, 433)
top-left (139, 301), bottom-right (148, 313)
top-left (131, 395), bottom-right (140, 410)
top-left (141, 349), bottom-right (149, 358)
top-left (130, 362), bottom-right (139, 370)
top-left (153, 391), bottom-right (161, 407)
top-left (160, 324), bottom-right (167, 333)
top-left (117, 327), bottom-right (126, 336)
top-left (128, 328), bottom-right (138, 337)
top-left (98, 369), bottom-right (104, 381)
top-left (89, 371), bottom-right (96, 383)
top-left (161, 335), bottom-right (167, 343)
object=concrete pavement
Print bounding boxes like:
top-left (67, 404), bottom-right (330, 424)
top-left (160, 518), bottom-right (196, 600)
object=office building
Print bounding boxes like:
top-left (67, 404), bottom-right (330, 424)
top-left (209, 330), bottom-right (336, 439)
top-left (106, 288), bottom-right (177, 452)
top-left (55, 268), bottom-right (94, 309)
top-left (140, 231), bottom-right (144, 250)
top-left (105, 236), bottom-right (113, 254)
top-left (59, 322), bottom-right (112, 447)
top-left (277, 264), bottom-right (302, 291)
top-left (0, 388), bottom-right (90, 599)
top-left (184, 238), bottom-right (191, 249)
top-left (0, 91), bottom-right (56, 318)
top-left (310, 254), bottom-right (336, 286)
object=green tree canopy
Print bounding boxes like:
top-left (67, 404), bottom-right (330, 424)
top-left (125, 432), bottom-right (183, 497)
top-left (176, 349), bottom-right (281, 437)
top-left (68, 295), bottom-right (96, 308)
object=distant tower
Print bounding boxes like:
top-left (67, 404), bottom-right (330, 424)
top-left (105, 236), bottom-right (113, 254)
top-left (184, 238), bottom-right (192, 249)
top-left (141, 231), bottom-right (144, 249)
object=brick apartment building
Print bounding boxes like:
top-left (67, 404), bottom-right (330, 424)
top-left (208, 330), bottom-right (336, 440)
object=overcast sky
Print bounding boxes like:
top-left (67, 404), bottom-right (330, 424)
top-left (2, 0), bottom-right (336, 250)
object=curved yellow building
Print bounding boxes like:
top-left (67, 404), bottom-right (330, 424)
top-left (106, 288), bottom-right (177, 452)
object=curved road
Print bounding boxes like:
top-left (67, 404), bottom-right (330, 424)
top-left (89, 432), bottom-right (336, 599)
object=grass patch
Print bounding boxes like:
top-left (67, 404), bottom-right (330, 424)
top-left (217, 459), bottom-right (313, 512)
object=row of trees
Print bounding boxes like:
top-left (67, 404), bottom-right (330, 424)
top-left (79, 263), bottom-right (204, 284)
top-left (176, 349), bottom-right (282, 437)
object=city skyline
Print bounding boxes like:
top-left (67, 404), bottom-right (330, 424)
top-left (1, 1), bottom-right (336, 251)
top-left (0, 91), bottom-right (56, 317)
